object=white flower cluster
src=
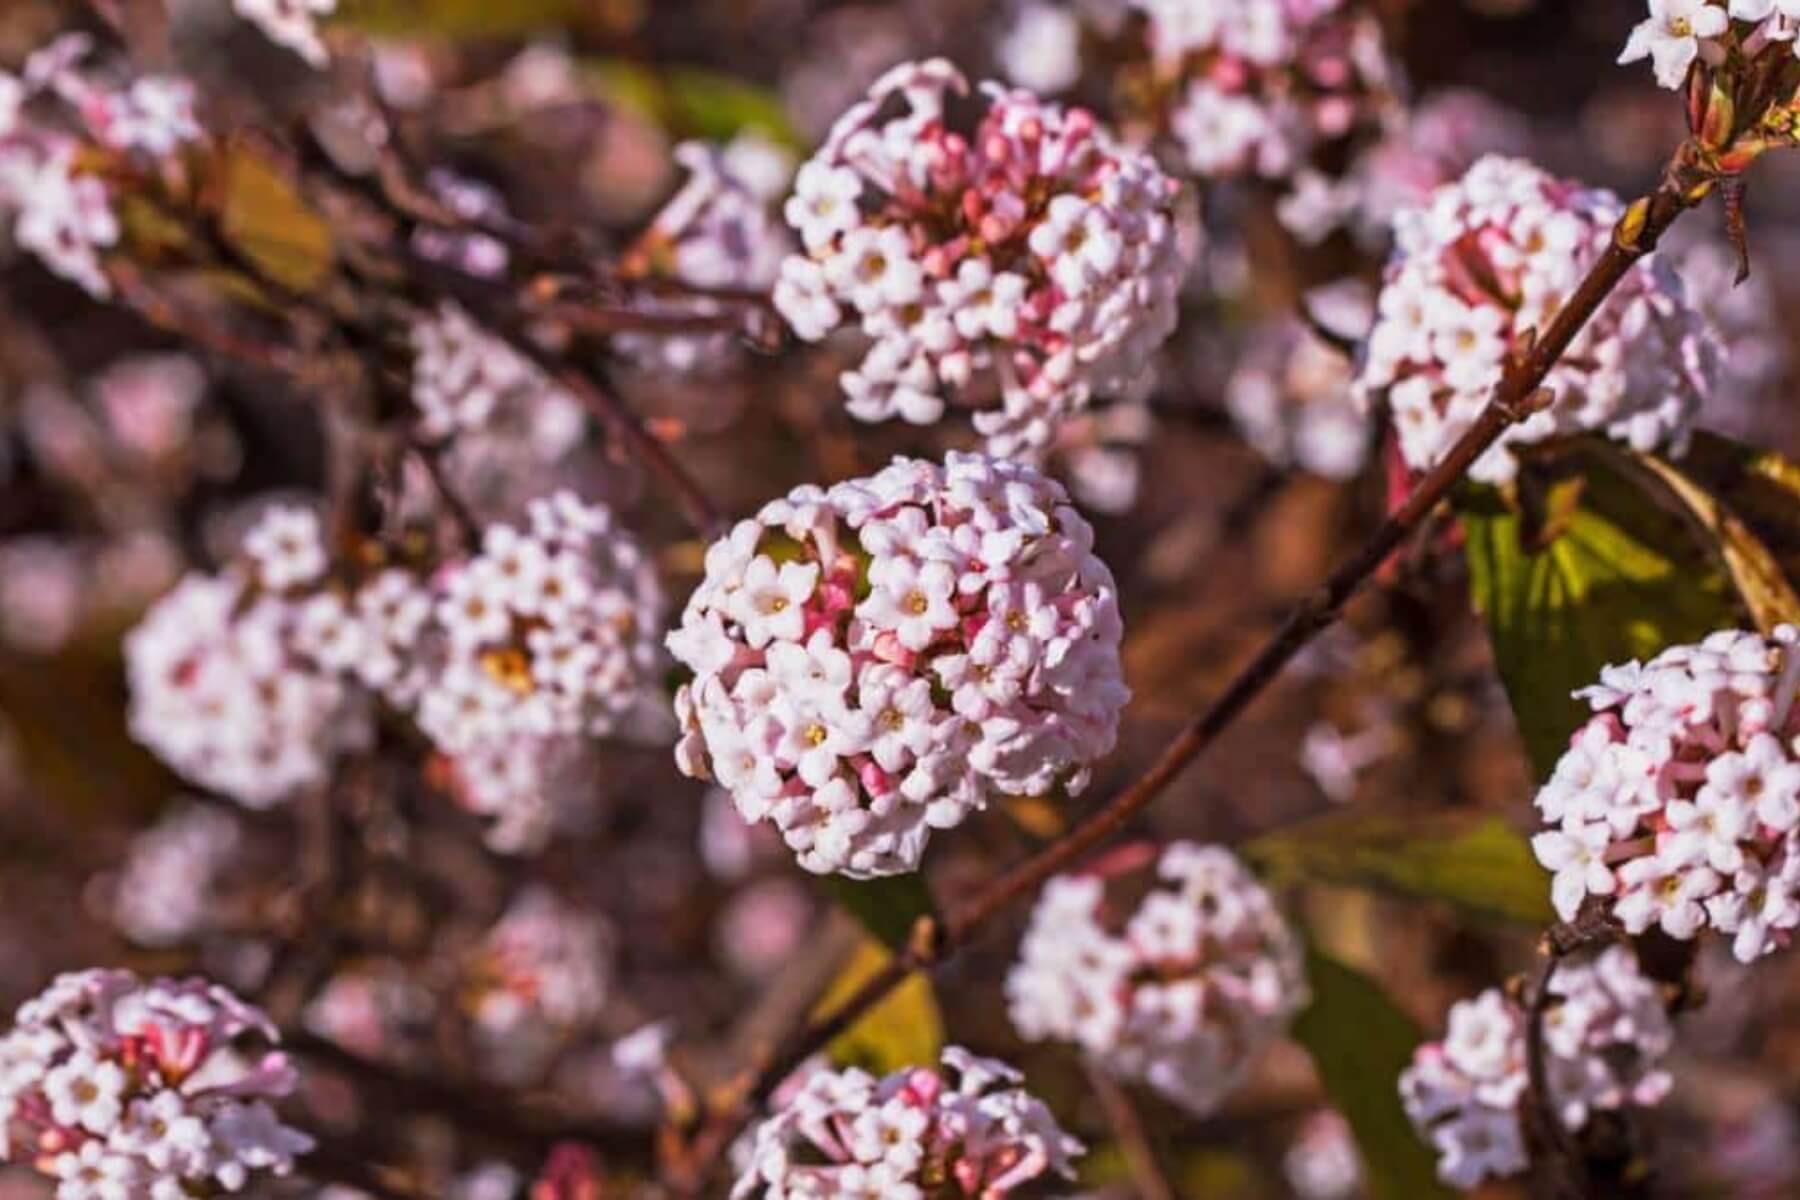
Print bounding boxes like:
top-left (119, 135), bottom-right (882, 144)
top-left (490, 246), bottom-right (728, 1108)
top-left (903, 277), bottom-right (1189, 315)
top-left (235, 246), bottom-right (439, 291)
top-left (1226, 317), bottom-right (1372, 481)
top-left (1400, 946), bottom-right (1674, 1189)
top-left (774, 59), bottom-right (1187, 457)
top-left (0, 970), bottom-right (312, 1198)
top-left (616, 138), bottom-right (793, 374)
top-left (1143, 0), bottom-right (1396, 187)
top-left (1619, 1), bottom-right (1800, 90)
top-left (110, 803), bottom-right (242, 948)
top-left (1006, 842), bottom-right (1308, 1116)
top-left (232, 0), bottom-right (339, 68)
top-left (0, 34), bottom-right (203, 297)
top-left (465, 888), bottom-right (613, 1084)
top-left (125, 506), bottom-right (371, 809)
top-left (410, 301), bottom-right (585, 452)
top-left (1353, 155), bottom-right (1715, 486)
top-left (732, 1046), bottom-right (1083, 1199)
top-left (669, 453), bottom-right (1129, 878)
top-left (414, 491), bottom-right (663, 756)
top-left (1531, 628), bottom-right (1800, 964)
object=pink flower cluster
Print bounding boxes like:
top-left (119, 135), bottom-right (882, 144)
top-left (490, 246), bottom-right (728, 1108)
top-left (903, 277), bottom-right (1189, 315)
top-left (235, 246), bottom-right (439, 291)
top-left (669, 453), bottom-right (1129, 877)
top-left (0, 34), bottom-right (203, 297)
top-left (465, 887), bottom-right (614, 1085)
top-left (1139, 0), bottom-right (1396, 185)
top-left (1400, 946), bottom-right (1674, 1189)
top-left (1005, 843), bottom-right (1308, 1116)
top-left (126, 491), bottom-right (661, 840)
top-left (408, 302), bottom-right (576, 447)
top-left (125, 506), bottom-right (372, 809)
top-left (1225, 315), bottom-right (1371, 481)
top-left (1354, 155), bottom-right (1715, 485)
top-left (731, 1046), bottom-right (1083, 1199)
top-left (0, 970), bottom-right (312, 1199)
top-left (1531, 628), bottom-right (1800, 963)
top-left (415, 491), bottom-right (663, 755)
top-left (774, 59), bottom-right (1187, 457)
top-left (616, 138), bottom-right (793, 374)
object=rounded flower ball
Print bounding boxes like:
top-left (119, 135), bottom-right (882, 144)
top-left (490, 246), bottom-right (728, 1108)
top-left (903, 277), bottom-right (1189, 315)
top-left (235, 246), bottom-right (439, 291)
top-left (415, 490), bottom-right (664, 756)
top-left (1400, 947), bottom-right (1674, 1189)
top-left (773, 58), bottom-right (1188, 457)
top-left (1530, 627), bottom-right (1800, 963)
top-left (1005, 842), bottom-right (1307, 1116)
top-left (732, 1046), bottom-right (1083, 1199)
top-left (0, 969), bottom-right (312, 1197)
top-left (125, 506), bottom-right (369, 809)
top-left (668, 453), bottom-right (1129, 878)
top-left (1352, 155), bottom-right (1716, 485)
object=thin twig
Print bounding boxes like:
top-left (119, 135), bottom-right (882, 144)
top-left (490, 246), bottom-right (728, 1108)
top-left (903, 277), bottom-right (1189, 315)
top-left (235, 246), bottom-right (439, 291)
top-left (1084, 1062), bottom-right (1177, 1200)
top-left (663, 143), bottom-right (1712, 1196)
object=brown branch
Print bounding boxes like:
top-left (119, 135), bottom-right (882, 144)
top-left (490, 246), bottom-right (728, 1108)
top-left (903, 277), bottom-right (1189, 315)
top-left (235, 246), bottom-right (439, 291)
top-left (1084, 1062), bottom-right (1177, 1200)
top-left (662, 143), bottom-right (1712, 1196)
top-left (287, 1031), bottom-right (653, 1157)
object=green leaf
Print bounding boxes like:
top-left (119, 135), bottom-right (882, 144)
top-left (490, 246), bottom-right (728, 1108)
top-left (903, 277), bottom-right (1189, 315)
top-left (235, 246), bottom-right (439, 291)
top-left (587, 60), bottom-right (801, 149)
top-left (1292, 947), bottom-right (1451, 1200)
top-left (332, 0), bottom-right (587, 36)
top-left (216, 144), bottom-right (334, 294)
top-left (1244, 810), bottom-right (1553, 925)
top-left (1459, 444), bottom-right (1740, 778)
top-left (819, 873), bottom-right (937, 954)
top-left (813, 938), bottom-right (943, 1077)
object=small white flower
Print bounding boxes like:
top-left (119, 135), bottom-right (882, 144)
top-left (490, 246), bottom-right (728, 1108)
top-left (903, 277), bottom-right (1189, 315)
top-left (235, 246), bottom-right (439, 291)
top-left (1619, 0), bottom-right (1731, 89)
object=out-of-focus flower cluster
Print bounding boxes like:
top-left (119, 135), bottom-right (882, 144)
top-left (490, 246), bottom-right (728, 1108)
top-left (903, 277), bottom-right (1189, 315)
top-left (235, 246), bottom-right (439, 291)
top-left (1401, 946), bottom-right (1674, 1189)
top-left (999, 0), bottom-right (1397, 234)
top-left (1285, 1110), bottom-right (1364, 1200)
top-left (125, 490), bottom-right (661, 847)
top-left (1531, 627), bottom-right (1800, 963)
top-left (0, 969), bottom-right (311, 1198)
top-left (0, 34), bottom-right (203, 297)
top-left (774, 59), bottom-right (1187, 456)
top-left (1006, 842), bottom-right (1307, 1115)
top-left (616, 137), bottom-right (793, 374)
top-left (410, 302), bottom-right (583, 452)
top-left (669, 453), bottom-right (1128, 877)
top-left (1226, 315), bottom-right (1371, 481)
top-left (463, 887), bottom-right (614, 1085)
top-left (125, 505), bottom-right (372, 809)
top-left (731, 1045), bottom-right (1083, 1199)
top-left (1354, 155), bottom-right (1715, 485)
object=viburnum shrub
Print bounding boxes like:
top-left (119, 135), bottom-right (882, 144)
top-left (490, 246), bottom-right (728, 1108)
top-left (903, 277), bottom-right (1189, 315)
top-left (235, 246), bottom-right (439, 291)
top-left (1353, 155), bottom-right (1716, 485)
top-left (1006, 842), bottom-right (1308, 1116)
top-left (773, 58), bottom-right (1188, 457)
top-left (1530, 627), bottom-right (1800, 962)
top-left (667, 452), bottom-right (1129, 877)
top-left (731, 1046), bottom-right (1084, 1198)
top-left (0, 970), bottom-right (312, 1197)
top-left (1400, 946), bottom-right (1674, 1188)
